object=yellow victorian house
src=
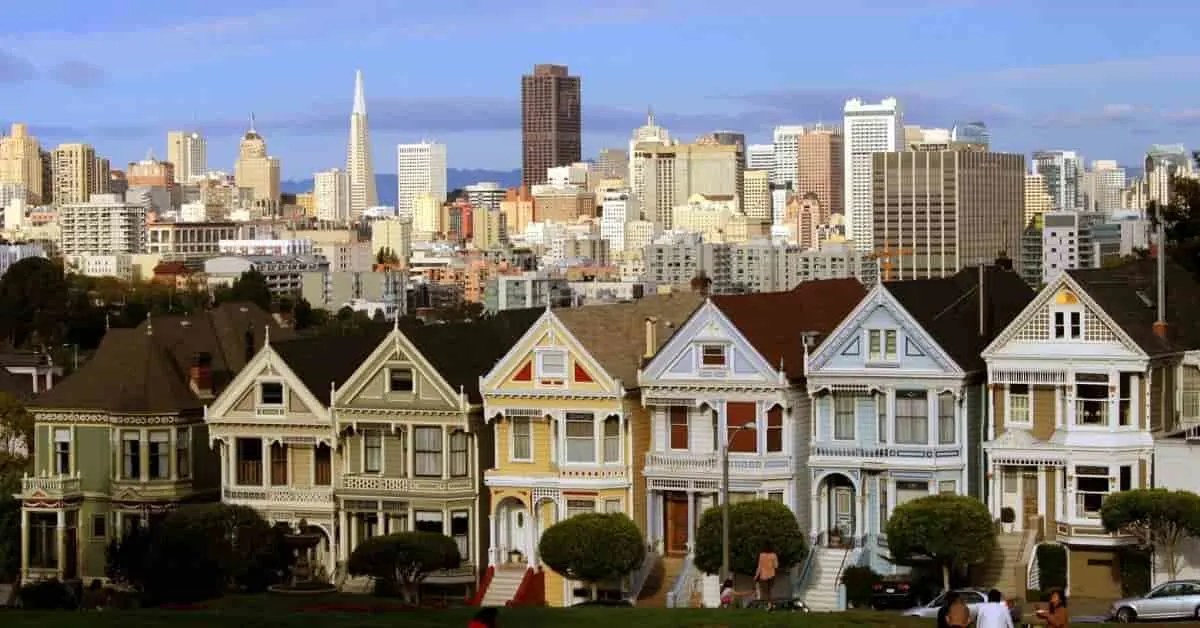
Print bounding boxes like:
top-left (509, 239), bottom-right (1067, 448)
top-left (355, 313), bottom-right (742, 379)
top-left (478, 293), bottom-right (702, 607)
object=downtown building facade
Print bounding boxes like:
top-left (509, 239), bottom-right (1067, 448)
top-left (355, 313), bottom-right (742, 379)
top-left (346, 70), bottom-right (378, 219)
top-left (397, 142), bottom-right (447, 220)
top-left (521, 64), bottom-right (581, 190)
top-left (844, 98), bottom-right (902, 251)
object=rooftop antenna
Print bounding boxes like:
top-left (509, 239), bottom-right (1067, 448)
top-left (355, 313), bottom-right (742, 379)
top-left (264, 324), bottom-right (271, 346)
top-left (249, 112), bottom-right (256, 133)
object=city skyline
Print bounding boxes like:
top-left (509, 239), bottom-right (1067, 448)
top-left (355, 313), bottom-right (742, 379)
top-left (2, 1), bottom-right (1199, 177)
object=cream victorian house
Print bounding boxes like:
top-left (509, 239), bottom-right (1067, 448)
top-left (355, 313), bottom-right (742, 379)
top-left (478, 294), bottom-right (702, 607)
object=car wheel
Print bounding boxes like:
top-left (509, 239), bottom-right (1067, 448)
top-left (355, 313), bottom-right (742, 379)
top-left (1194, 605), bottom-right (1200, 620)
top-left (1115, 607), bottom-right (1136, 623)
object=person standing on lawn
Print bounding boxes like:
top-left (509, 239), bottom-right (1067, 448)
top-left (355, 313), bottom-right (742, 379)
top-left (1034, 589), bottom-right (1068, 628)
top-left (754, 542), bottom-right (779, 607)
top-left (976, 589), bottom-right (1014, 628)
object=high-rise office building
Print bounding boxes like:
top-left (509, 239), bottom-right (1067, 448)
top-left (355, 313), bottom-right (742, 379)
top-left (771, 125), bottom-right (806, 188)
top-left (600, 189), bottom-right (639, 253)
top-left (167, 131), bottom-right (207, 183)
top-left (521, 64), bottom-right (581, 189)
top-left (631, 141), bottom-right (743, 229)
top-left (346, 70), bottom-right (378, 219)
top-left (1083, 160), bottom-right (1125, 213)
top-left (1031, 150), bottom-right (1083, 211)
top-left (51, 143), bottom-right (98, 206)
top-left (1145, 144), bottom-right (1194, 205)
top-left (871, 146), bottom-right (1024, 280)
top-left (747, 144), bottom-right (775, 171)
top-left (951, 121), bottom-right (989, 148)
top-left (233, 118), bottom-right (281, 214)
top-left (596, 148), bottom-right (628, 181)
top-left (0, 123), bottom-right (44, 204)
top-left (742, 169), bottom-right (771, 222)
top-left (797, 126), bottom-right (843, 222)
top-left (844, 97), bottom-right (902, 251)
top-left (465, 182), bottom-right (506, 212)
top-left (1025, 173), bottom-right (1055, 228)
top-left (397, 142), bottom-right (447, 219)
top-left (314, 168), bottom-right (351, 222)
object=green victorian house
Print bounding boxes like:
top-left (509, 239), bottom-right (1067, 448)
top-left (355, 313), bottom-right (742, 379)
top-left (17, 303), bottom-right (287, 583)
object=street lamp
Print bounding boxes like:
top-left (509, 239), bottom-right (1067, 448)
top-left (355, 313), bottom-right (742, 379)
top-left (721, 420), bottom-right (757, 582)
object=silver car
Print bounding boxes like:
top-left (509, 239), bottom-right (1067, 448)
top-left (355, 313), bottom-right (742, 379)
top-left (1111, 580), bottom-right (1200, 622)
top-left (903, 589), bottom-right (988, 619)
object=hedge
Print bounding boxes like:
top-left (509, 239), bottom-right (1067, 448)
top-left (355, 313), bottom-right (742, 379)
top-left (1035, 544), bottom-right (1067, 591)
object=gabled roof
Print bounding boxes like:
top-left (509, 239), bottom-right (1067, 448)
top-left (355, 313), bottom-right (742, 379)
top-left (1067, 259), bottom-right (1200, 355)
top-left (30, 302), bottom-right (289, 414)
top-left (272, 324), bottom-right (394, 401)
top-left (710, 278), bottom-right (867, 380)
top-left (555, 293), bottom-right (704, 387)
top-left (885, 266), bottom-right (1034, 372)
top-left (405, 308), bottom-right (543, 403)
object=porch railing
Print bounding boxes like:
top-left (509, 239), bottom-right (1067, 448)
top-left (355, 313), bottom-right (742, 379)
top-left (811, 444), bottom-right (960, 459)
top-left (644, 452), bottom-right (792, 475)
top-left (666, 555), bottom-right (695, 608)
top-left (625, 544), bottom-right (658, 603)
top-left (794, 532), bottom-right (821, 598)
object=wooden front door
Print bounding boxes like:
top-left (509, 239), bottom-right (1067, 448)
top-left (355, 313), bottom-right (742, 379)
top-left (664, 494), bottom-right (689, 555)
top-left (1021, 472), bottom-right (1038, 527)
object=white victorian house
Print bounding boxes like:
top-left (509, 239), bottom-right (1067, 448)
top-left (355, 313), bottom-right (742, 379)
top-left (804, 266), bottom-right (1032, 592)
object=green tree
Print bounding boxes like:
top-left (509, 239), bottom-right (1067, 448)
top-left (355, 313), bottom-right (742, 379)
top-left (693, 499), bottom-right (807, 577)
top-left (0, 393), bottom-right (33, 460)
top-left (0, 461), bottom-right (22, 581)
top-left (229, 269), bottom-right (272, 311)
top-left (1101, 488), bottom-right (1200, 581)
top-left (292, 298), bottom-right (315, 330)
top-left (346, 531), bottom-right (461, 603)
top-left (0, 257), bottom-right (69, 347)
top-left (537, 513), bottom-right (645, 599)
top-left (885, 494), bottom-right (996, 589)
top-left (1149, 151), bottom-right (1200, 275)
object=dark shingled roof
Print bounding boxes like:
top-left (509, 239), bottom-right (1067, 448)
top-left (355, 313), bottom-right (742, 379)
top-left (1067, 259), bottom-right (1200, 355)
top-left (271, 324), bottom-right (394, 401)
top-left (0, 368), bottom-right (34, 402)
top-left (30, 302), bottom-right (290, 414)
top-left (885, 266), bottom-right (1034, 372)
top-left (406, 308), bottom-right (544, 403)
top-left (711, 278), bottom-right (868, 380)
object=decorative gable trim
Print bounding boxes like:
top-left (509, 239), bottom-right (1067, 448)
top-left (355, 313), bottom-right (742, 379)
top-left (807, 283), bottom-right (963, 376)
top-left (206, 346), bottom-right (329, 421)
top-left (981, 274), bottom-right (1147, 359)
top-left (636, 300), bottom-right (782, 387)
top-left (332, 327), bottom-right (464, 414)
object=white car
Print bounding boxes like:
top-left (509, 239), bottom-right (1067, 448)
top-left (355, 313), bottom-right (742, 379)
top-left (903, 589), bottom-right (989, 619)
top-left (1110, 580), bottom-right (1200, 622)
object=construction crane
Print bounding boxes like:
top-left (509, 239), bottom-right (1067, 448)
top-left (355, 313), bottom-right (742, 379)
top-left (870, 247), bottom-right (913, 282)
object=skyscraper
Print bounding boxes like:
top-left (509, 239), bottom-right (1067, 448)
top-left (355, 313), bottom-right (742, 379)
top-left (797, 126), bottom-right (843, 222)
top-left (771, 125), bottom-right (806, 188)
top-left (314, 168), bottom-right (351, 222)
top-left (397, 142), bottom-right (447, 219)
top-left (1031, 150), bottom-right (1083, 211)
top-left (1145, 144), bottom-right (1194, 205)
top-left (0, 123), bottom-right (44, 204)
top-left (51, 143), bottom-right (98, 206)
top-left (233, 118), bottom-right (281, 215)
top-left (844, 97), bottom-right (902, 251)
top-left (167, 131), bottom-right (207, 183)
top-left (346, 70), bottom-right (378, 219)
top-left (521, 64), bottom-right (581, 190)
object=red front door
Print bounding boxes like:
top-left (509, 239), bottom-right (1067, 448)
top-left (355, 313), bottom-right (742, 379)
top-left (665, 494), bottom-right (689, 555)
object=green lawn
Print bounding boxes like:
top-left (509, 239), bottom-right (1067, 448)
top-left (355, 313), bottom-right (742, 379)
top-left (0, 593), bottom-right (1145, 628)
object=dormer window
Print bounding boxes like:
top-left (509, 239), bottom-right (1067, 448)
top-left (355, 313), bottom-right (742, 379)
top-left (868, 329), bottom-right (898, 362)
top-left (1053, 311), bottom-right (1082, 339)
top-left (536, 349), bottom-right (567, 384)
top-left (388, 368), bottom-right (414, 394)
top-left (701, 344), bottom-right (726, 368)
top-left (259, 382), bottom-right (284, 406)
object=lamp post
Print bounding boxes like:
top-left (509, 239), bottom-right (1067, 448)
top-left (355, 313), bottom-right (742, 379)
top-left (721, 420), bottom-right (757, 582)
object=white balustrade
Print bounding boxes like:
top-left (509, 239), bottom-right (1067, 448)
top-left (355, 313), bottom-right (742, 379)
top-left (337, 475), bottom-right (474, 493)
top-left (21, 474), bottom-right (81, 495)
top-left (222, 485), bottom-right (335, 504)
top-left (644, 452), bottom-right (793, 475)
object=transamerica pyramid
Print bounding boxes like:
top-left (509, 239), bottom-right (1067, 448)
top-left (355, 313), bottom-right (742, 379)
top-left (346, 69), bottom-right (378, 218)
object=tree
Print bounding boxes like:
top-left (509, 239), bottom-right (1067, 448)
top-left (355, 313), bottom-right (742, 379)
top-left (537, 513), bottom-right (645, 599)
top-left (346, 531), bottom-right (460, 603)
top-left (0, 394), bottom-right (32, 460)
top-left (0, 462), bottom-right (22, 581)
top-left (885, 494), bottom-right (996, 590)
top-left (693, 499), bottom-right (807, 577)
top-left (292, 298), bottom-right (315, 330)
top-left (1101, 488), bottom-right (1200, 581)
top-left (0, 257), bottom-right (69, 348)
top-left (229, 269), bottom-right (272, 311)
top-left (1149, 151), bottom-right (1200, 276)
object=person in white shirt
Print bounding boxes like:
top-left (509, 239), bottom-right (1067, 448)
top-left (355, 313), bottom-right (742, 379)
top-left (975, 589), bottom-right (1015, 628)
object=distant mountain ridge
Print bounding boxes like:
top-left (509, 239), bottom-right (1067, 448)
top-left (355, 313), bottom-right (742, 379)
top-left (280, 169), bottom-right (522, 205)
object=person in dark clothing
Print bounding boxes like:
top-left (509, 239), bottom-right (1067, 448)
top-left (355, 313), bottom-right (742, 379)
top-left (469, 606), bottom-right (498, 628)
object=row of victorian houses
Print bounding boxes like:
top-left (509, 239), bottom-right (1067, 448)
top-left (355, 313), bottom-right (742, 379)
top-left (14, 257), bottom-right (1200, 607)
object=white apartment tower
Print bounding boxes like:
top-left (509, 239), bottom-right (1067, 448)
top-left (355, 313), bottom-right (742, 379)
top-left (314, 168), bottom-right (351, 222)
top-left (346, 70), bottom-right (378, 220)
top-left (747, 144), bottom-right (775, 172)
top-left (396, 142), bottom-right (447, 219)
top-left (1031, 150), bottom-right (1083, 211)
top-left (59, 193), bottom-right (147, 256)
top-left (1084, 160), bottom-right (1125, 213)
top-left (771, 125), bottom-right (806, 188)
top-left (629, 109), bottom-right (672, 196)
top-left (600, 189), bottom-right (639, 253)
top-left (843, 97), bottom-right (902, 251)
top-left (167, 130), bottom-right (207, 183)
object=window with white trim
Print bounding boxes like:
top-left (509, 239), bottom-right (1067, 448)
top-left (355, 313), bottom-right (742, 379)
top-left (1053, 310), bottom-right (1082, 340)
top-left (938, 392), bottom-right (955, 444)
top-left (259, 381), bottom-right (284, 405)
top-left (1075, 465), bottom-right (1110, 518)
top-left (876, 393), bottom-right (887, 442)
top-left (53, 428), bottom-right (71, 475)
top-left (414, 427), bottom-right (442, 477)
top-left (536, 350), bottom-right (567, 383)
top-left (834, 395), bottom-right (855, 440)
top-left (388, 368), bottom-right (414, 393)
top-left (868, 329), bottom-right (898, 361)
top-left (604, 499), bottom-right (622, 513)
top-left (363, 430), bottom-right (382, 473)
top-left (602, 416), bottom-right (620, 463)
top-left (895, 391), bottom-right (929, 444)
top-left (565, 413), bottom-right (595, 463)
top-left (566, 499), bottom-right (594, 518)
top-left (511, 417), bottom-right (532, 461)
top-left (700, 344), bottom-right (726, 368)
top-left (450, 430), bottom-right (468, 477)
top-left (939, 480), bottom-right (957, 494)
top-left (451, 510), bottom-right (470, 560)
top-left (176, 427), bottom-right (190, 479)
top-left (1008, 384), bottom-right (1031, 425)
top-left (121, 431), bottom-right (141, 480)
top-left (148, 430), bottom-right (170, 480)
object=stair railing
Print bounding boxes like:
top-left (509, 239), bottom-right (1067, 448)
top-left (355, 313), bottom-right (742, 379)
top-left (793, 532), bottom-right (821, 598)
top-left (625, 544), bottom-right (658, 602)
top-left (666, 555), bottom-right (695, 608)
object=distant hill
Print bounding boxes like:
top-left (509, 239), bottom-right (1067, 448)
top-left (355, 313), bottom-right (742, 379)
top-left (281, 169), bottom-right (522, 205)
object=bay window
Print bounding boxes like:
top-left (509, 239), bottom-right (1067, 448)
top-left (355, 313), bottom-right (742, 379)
top-left (414, 427), bottom-right (442, 477)
top-left (363, 430), bottom-right (382, 473)
top-left (314, 444), bottom-right (332, 486)
top-left (450, 430), bottom-right (468, 477)
top-left (176, 427), bottom-right (190, 479)
top-left (565, 413), bottom-right (595, 463)
top-left (602, 416), bottom-right (620, 463)
top-left (1074, 374), bottom-right (1109, 426)
top-left (415, 511), bottom-right (443, 534)
top-left (726, 402), bottom-right (757, 453)
top-left (895, 391), bottom-right (929, 444)
top-left (766, 405), bottom-right (783, 452)
top-left (669, 406), bottom-right (688, 450)
top-left (235, 438), bottom-right (261, 485)
top-left (1008, 384), bottom-right (1031, 425)
top-left (270, 442), bottom-right (288, 485)
top-left (834, 395), bottom-right (855, 441)
top-left (148, 430), bottom-right (170, 479)
top-left (53, 428), bottom-right (71, 475)
top-left (451, 510), bottom-right (470, 561)
top-left (1075, 465), bottom-right (1110, 518)
top-left (121, 431), bottom-right (141, 480)
top-left (511, 417), bottom-right (532, 461)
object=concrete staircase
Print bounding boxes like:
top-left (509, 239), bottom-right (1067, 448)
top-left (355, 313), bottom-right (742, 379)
top-left (480, 566), bottom-right (526, 606)
top-left (803, 547), bottom-right (851, 612)
top-left (340, 575), bottom-right (375, 594)
top-left (978, 532), bottom-right (1026, 594)
top-left (636, 556), bottom-right (684, 607)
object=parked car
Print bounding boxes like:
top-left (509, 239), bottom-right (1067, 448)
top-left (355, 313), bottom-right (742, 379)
top-left (871, 576), bottom-right (935, 610)
top-left (1109, 580), bottom-right (1200, 622)
top-left (904, 589), bottom-right (1022, 623)
top-left (741, 598), bottom-right (810, 612)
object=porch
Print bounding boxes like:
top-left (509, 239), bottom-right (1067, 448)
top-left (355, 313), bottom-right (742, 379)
top-left (19, 507), bottom-right (78, 583)
top-left (340, 497), bottom-right (477, 583)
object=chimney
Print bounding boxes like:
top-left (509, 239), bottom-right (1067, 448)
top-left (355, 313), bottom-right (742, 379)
top-left (644, 317), bottom-right (659, 359)
top-left (978, 264), bottom-right (987, 337)
top-left (190, 352), bottom-right (213, 398)
top-left (1154, 220), bottom-right (1168, 339)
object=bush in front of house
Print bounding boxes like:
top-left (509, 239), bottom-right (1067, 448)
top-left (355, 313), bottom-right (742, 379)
top-left (18, 578), bottom-right (76, 609)
top-left (347, 531), bottom-right (461, 604)
top-left (538, 512), bottom-right (645, 601)
top-left (1035, 543), bottom-right (1067, 591)
top-left (1119, 547), bottom-right (1153, 598)
top-left (840, 565), bottom-right (882, 608)
top-left (693, 499), bottom-right (807, 577)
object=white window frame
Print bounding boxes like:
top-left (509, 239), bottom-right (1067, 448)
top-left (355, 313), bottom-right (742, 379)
top-left (833, 394), bottom-right (856, 441)
top-left (939, 480), bottom-right (957, 494)
top-left (257, 379), bottom-right (285, 416)
top-left (566, 499), bottom-right (595, 518)
top-left (1074, 464), bottom-right (1111, 519)
top-left (387, 367), bottom-right (416, 395)
top-left (148, 430), bottom-right (170, 480)
top-left (564, 412), bottom-right (596, 464)
top-left (699, 344), bottom-right (727, 369)
top-left (604, 498), bottom-right (622, 513)
top-left (1052, 308), bottom-right (1083, 340)
top-left (450, 509), bottom-right (470, 561)
top-left (602, 416), bottom-right (621, 463)
top-left (867, 329), bottom-right (899, 363)
top-left (52, 428), bottom-right (72, 475)
top-left (937, 392), bottom-right (956, 445)
top-left (413, 426), bottom-right (442, 478)
top-left (534, 349), bottom-right (568, 386)
top-left (362, 429), bottom-right (383, 474)
top-left (1006, 384), bottom-right (1032, 426)
top-left (510, 417), bottom-right (533, 462)
top-left (121, 430), bottom-right (141, 481)
top-left (894, 391), bottom-right (929, 445)
top-left (176, 426), bottom-right (191, 479)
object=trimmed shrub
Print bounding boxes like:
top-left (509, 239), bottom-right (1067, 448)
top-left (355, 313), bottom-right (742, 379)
top-left (19, 579), bottom-right (75, 609)
top-left (693, 500), bottom-right (807, 577)
top-left (347, 531), bottom-right (461, 603)
top-left (1000, 507), bottom-right (1016, 524)
top-left (1035, 543), bottom-right (1067, 590)
top-left (538, 513), bottom-right (644, 600)
top-left (1119, 547), bottom-right (1152, 598)
top-left (840, 565), bottom-right (881, 608)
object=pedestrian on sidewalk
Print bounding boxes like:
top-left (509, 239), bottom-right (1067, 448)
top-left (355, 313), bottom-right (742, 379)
top-left (976, 589), bottom-right (1015, 628)
top-left (754, 542), bottom-right (779, 608)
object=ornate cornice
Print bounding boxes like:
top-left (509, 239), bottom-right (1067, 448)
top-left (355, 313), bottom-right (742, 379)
top-left (333, 407), bottom-right (464, 419)
top-left (35, 412), bottom-right (191, 426)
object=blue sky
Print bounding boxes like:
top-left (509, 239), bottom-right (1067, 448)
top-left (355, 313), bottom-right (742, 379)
top-left (2, 0), bottom-right (1198, 179)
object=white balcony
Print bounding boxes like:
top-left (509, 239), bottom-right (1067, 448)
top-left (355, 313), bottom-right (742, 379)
top-left (338, 475), bottom-right (474, 494)
top-left (222, 485), bottom-right (335, 506)
top-left (810, 443), bottom-right (962, 463)
top-left (1181, 391), bottom-right (1200, 430)
top-left (21, 474), bottom-right (81, 498)
top-left (643, 451), bottom-right (793, 477)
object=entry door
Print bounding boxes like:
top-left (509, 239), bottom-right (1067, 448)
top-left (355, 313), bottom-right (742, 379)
top-left (1021, 473), bottom-right (1038, 528)
top-left (665, 495), bottom-right (689, 555)
top-left (63, 526), bottom-right (77, 580)
top-left (506, 508), bottom-right (525, 557)
top-left (832, 486), bottom-right (854, 537)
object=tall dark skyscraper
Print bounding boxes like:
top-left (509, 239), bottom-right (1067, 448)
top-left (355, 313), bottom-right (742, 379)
top-left (521, 64), bottom-right (581, 190)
